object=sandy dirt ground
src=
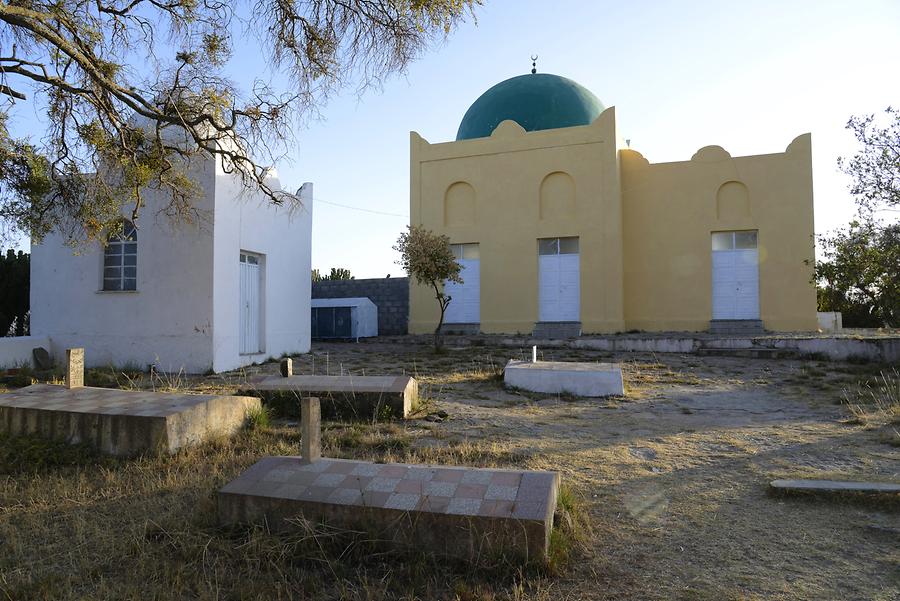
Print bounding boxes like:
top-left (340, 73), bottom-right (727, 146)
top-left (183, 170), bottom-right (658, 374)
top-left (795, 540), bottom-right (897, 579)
top-left (1, 338), bottom-right (897, 600)
top-left (296, 340), bottom-right (899, 600)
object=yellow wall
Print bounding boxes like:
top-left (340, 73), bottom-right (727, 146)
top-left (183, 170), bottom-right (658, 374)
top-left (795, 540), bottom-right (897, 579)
top-left (409, 109), bottom-right (817, 334)
top-left (621, 136), bottom-right (817, 331)
top-left (410, 108), bottom-right (625, 334)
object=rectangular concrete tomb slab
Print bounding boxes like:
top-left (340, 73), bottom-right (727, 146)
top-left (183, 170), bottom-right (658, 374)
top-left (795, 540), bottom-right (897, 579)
top-left (0, 384), bottom-right (260, 455)
top-left (504, 360), bottom-right (624, 397)
top-left (244, 375), bottom-right (418, 420)
top-left (218, 457), bottom-right (560, 563)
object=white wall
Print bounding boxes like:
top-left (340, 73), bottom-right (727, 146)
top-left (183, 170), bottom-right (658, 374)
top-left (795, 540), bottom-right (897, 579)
top-left (0, 336), bottom-right (52, 368)
top-left (30, 157), bottom-right (218, 373)
top-left (210, 165), bottom-right (313, 372)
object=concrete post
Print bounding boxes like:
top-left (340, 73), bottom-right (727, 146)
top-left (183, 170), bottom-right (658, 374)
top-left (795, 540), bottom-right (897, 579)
top-left (66, 348), bottom-right (84, 389)
top-left (300, 396), bottom-right (321, 464)
top-left (279, 358), bottom-right (293, 378)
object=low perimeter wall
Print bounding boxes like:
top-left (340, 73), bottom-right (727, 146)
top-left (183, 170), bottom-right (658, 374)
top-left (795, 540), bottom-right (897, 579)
top-left (535, 335), bottom-right (900, 363)
top-left (0, 336), bottom-right (52, 369)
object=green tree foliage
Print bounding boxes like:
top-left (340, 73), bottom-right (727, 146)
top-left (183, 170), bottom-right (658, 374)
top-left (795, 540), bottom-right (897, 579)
top-left (326, 267), bottom-right (352, 281)
top-left (0, 1), bottom-right (478, 245)
top-left (0, 250), bottom-right (29, 336)
top-left (815, 221), bottom-right (899, 327)
top-left (311, 267), bottom-right (353, 281)
top-left (815, 108), bottom-right (900, 327)
top-left (393, 225), bottom-right (460, 350)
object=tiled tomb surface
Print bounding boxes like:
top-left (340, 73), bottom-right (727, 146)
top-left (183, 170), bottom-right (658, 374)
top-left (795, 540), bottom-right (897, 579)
top-left (218, 457), bottom-right (560, 562)
top-left (243, 375), bottom-right (418, 420)
top-left (504, 360), bottom-right (625, 397)
top-left (0, 384), bottom-right (260, 455)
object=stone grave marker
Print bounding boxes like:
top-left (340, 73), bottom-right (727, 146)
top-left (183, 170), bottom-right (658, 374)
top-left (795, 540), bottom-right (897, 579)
top-left (66, 348), bottom-right (84, 389)
top-left (32, 347), bottom-right (52, 370)
top-left (279, 358), bottom-right (293, 378)
top-left (300, 396), bottom-right (321, 463)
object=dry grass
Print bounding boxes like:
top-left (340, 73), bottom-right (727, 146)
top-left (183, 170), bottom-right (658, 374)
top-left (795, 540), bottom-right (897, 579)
top-left (841, 368), bottom-right (900, 445)
top-left (0, 424), bottom-right (581, 601)
top-left (2, 340), bottom-right (899, 600)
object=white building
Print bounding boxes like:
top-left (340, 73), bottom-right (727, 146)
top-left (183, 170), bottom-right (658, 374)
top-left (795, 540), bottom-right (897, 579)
top-left (30, 154), bottom-right (313, 374)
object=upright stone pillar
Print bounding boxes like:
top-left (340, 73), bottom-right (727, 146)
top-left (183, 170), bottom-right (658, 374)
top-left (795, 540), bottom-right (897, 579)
top-left (279, 358), bottom-right (293, 378)
top-left (300, 396), bottom-right (321, 464)
top-left (66, 348), bottom-right (84, 389)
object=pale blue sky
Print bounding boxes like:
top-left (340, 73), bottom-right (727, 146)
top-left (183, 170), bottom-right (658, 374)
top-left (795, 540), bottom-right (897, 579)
top-left (9, 1), bottom-right (900, 277)
top-left (292, 0), bottom-right (900, 277)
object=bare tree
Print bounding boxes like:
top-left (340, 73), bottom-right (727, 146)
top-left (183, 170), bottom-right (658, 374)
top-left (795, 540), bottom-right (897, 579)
top-left (0, 1), bottom-right (478, 244)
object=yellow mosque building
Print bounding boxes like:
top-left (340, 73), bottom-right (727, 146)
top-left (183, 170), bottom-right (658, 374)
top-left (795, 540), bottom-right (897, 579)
top-left (408, 72), bottom-right (817, 336)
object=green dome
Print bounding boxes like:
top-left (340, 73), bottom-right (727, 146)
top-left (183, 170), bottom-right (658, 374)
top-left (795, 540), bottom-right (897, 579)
top-left (456, 73), bottom-right (604, 141)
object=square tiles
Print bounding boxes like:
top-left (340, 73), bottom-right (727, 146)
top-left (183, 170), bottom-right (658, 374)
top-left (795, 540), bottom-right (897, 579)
top-left (365, 477), bottom-right (401, 493)
top-left (361, 490), bottom-right (391, 508)
top-left (312, 473), bottom-right (347, 487)
top-left (491, 472), bottom-right (522, 487)
top-left (385, 493), bottom-right (421, 511)
top-left (329, 488), bottom-right (363, 505)
top-left (418, 495), bottom-right (451, 513)
top-left (378, 464), bottom-right (409, 479)
top-left (395, 479), bottom-right (424, 495)
top-left (424, 481), bottom-right (458, 497)
top-left (447, 497), bottom-right (482, 515)
top-left (455, 484), bottom-right (487, 499)
top-left (351, 463), bottom-right (382, 477)
top-left (220, 455), bottom-right (560, 561)
top-left (460, 470), bottom-right (493, 486)
top-left (405, 467), bottom-right (435, 481)
top-left (338, 475), bottom-right (372, 490)
top-left (325, 461), bottom-right (358, 475)
top-left (433, 469), bottom-right (465, 484)
top-left (484, 484), bottom-right (518, 501)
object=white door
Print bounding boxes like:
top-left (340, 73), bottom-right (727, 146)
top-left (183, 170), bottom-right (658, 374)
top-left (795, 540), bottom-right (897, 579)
top-left (712, 231), bottom-right (759, 320)
top-left (539, 237), bottom-right (580, 321)
top-left (444, 243), bottom-right (480, 323)
top-left (239, 253), bottom-right (261, 354)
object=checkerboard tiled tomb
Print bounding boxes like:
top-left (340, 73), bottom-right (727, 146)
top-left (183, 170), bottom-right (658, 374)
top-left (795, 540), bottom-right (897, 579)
top-left (0, 384), bottom-right (260, 455)
top-left (244, 375), bottom-right (418, 420)
top-left (218, 457), bottom-right (560, 562)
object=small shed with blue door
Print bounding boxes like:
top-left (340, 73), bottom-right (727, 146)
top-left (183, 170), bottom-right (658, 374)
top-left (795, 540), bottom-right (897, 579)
top-left (310, 297), bottom-right (378, 340)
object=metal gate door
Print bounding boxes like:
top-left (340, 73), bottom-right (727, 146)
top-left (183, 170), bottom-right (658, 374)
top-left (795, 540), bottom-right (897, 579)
top-left (712, 232), bottom-right (760, 320)
top-left (538, 237), bottom-right (580, 322)
top-left (239, 253), bottom-right (261, 354)
top-left (444, 258), bottom-right (480, 323)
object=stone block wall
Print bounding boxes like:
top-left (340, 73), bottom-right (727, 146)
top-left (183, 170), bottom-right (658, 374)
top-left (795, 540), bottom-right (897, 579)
top-left (312, 278), bottom-right (409, 336)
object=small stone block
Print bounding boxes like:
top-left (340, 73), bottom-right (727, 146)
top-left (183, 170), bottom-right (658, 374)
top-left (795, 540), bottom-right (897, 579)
top-left (32, 347), bottom-right (52, 370)
top-left (66, 348), bottom-right (84, 389)
top-left (279, 358), bottom-right (293, 378)
top-left (300, 397), bottom-right (321, 464)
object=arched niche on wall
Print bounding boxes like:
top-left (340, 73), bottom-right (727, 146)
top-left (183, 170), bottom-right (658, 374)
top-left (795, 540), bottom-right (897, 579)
top-left (444, 181), bottom-right (476, 226)
top-left (716, 180), bottom-right (750, 221)
top-left (539, 171), bottom-right (576, 220)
